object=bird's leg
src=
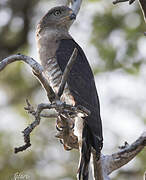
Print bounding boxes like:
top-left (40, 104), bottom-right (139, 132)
top-left (56, 116), bottom-right (65, 131)
top-left (54, 103), bottom-right (90, 151)
top-left (56, 114), bottom-right (78, 150)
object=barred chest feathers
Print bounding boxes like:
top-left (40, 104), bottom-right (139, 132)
top-left (44, 56), bottom-right (74, 106)
top-left (36, 29), bottom-right (83, 143)
top-left (37, 31), bottom-right (63, 93)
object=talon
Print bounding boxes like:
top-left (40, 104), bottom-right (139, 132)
top-left (55, 132), bottom-right (63, 139)
top-left (60, 126), bottom-right (68, 129)
top-left (59, 139), bottom-right (72, 151)
top-left (56, 125), bottom-right (62, 131)
top-left (63, 144), bottom-right (73, 151)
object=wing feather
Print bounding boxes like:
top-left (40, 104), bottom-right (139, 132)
top-left (56, 39), bottom-right (103, 180)
top-left (56, 39), bottom-right (103, 141)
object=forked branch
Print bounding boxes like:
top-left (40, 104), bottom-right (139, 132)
top-left (0, 49), bottom-right (80, 153)
top-left (100, 131), bottom-right (146, 179)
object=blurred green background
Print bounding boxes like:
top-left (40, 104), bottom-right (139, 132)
top-left (0, 0), bottom-right (146, 179)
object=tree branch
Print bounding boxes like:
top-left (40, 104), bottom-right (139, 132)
top-left (40, 113), bottom-right (57, 118)
top-left (15, 100), bottom-right (58, 153)
top-left (0, 54), bottom-right (56, 102)
top-left (58, 48), bottom-right (77, 97)
top-left (71, 0), bottom-right (82, 15)
top-left (17, 99), bottom-right (82, 153)
top-left (106, 131), bottom-right (146, 175)
top-left (0, 50), bottom-right (81, 153)
top-left (113, 0), bottom-right (135, 5)
top-left (90, 130), bottom-right (146, 180)
top-left (113, 0), bottom-right (146, 22)
top-left (64, 0), bottom-right (82, 15)
top-left (98, 131), bottom-right (146, 179)
top-left (0, 54), bottom-right (43, 73)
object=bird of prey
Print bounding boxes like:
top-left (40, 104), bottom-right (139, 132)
top-left (36, 6), bottom-right (103, 180)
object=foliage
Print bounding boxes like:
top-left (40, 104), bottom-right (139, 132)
top-left (91, 1), bottom-right (146, 74)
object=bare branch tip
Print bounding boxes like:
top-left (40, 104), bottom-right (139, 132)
top-left (58, 48), bottom-right (78, 97)
top-left (25, 99), bottom-right (30, 105)
top-left (14, 143), bottom-right (31, 154)
top-left (118, 141), bottom-right (129, 149)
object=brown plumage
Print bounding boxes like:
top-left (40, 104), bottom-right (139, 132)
top-left (36, 6), bottom-right (103, 180)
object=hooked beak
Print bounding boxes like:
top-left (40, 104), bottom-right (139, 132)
top-left (69, 13), bottom-right (76, 20)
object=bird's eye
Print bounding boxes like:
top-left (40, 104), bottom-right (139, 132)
top-left (54, 10), bottom-right (61, 16)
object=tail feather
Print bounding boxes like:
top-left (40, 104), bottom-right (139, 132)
top-left (77, 122), bottom-right (103, 180)
top-left (78, 123), bottom-right (91, 180)
top-left (78, 147), bottom-right (91, 180)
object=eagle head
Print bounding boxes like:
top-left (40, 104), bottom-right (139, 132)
top-left (37, 6), bottom-right (76, 33)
